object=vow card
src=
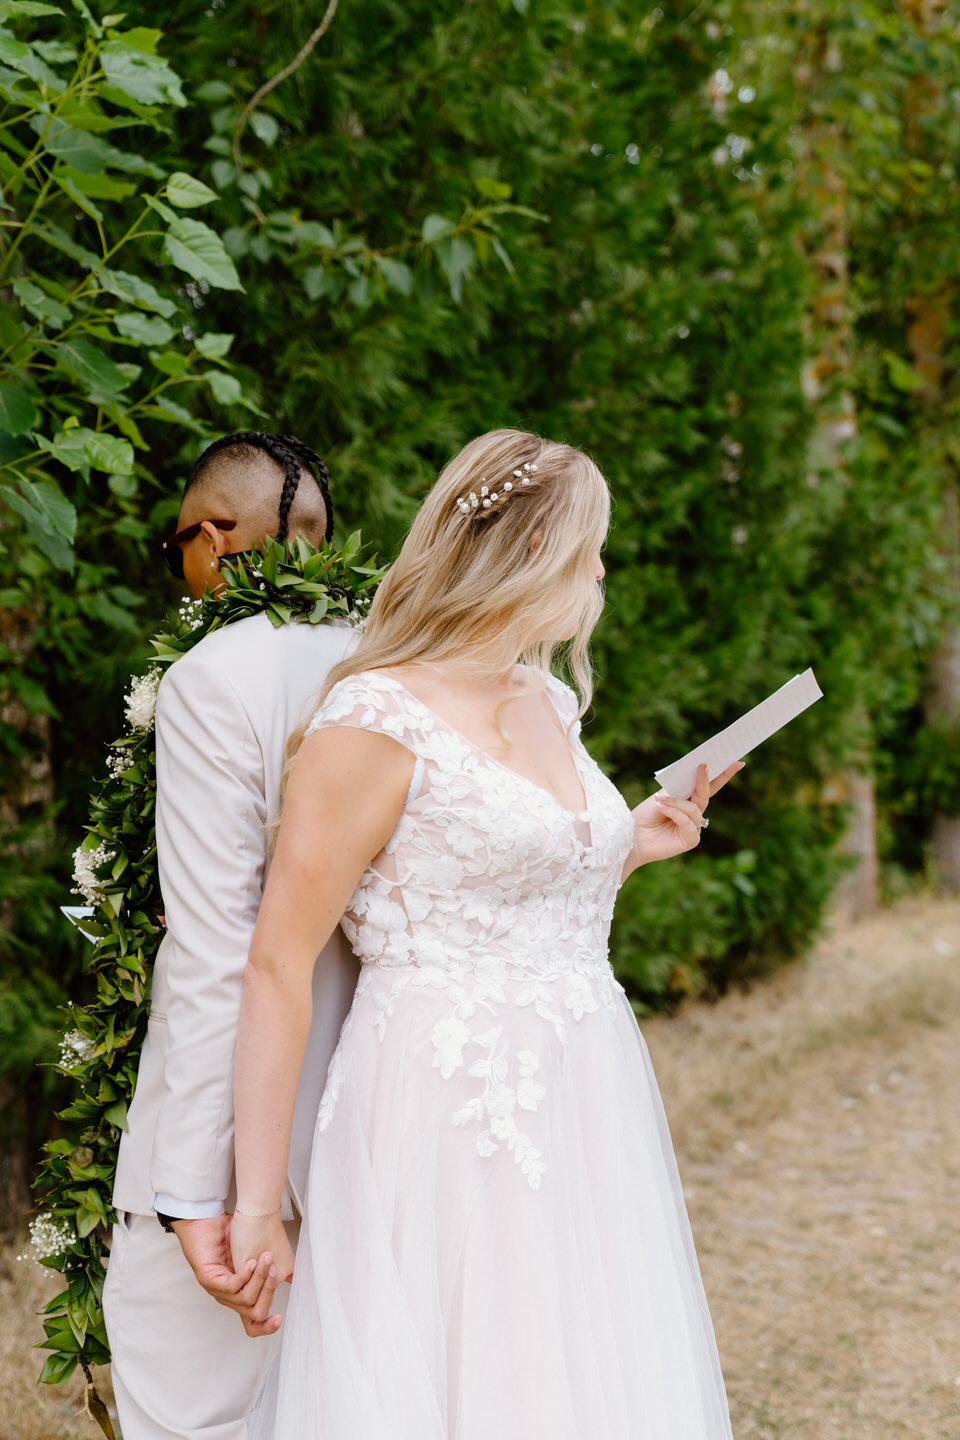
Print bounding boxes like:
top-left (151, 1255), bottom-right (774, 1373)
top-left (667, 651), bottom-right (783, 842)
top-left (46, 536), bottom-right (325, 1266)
top-left (654, 668), bottom-right (823, 799)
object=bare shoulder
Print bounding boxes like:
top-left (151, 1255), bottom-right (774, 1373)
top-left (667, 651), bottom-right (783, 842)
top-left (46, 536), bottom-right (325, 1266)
top-left (287, 724), bottom-right (415, 825)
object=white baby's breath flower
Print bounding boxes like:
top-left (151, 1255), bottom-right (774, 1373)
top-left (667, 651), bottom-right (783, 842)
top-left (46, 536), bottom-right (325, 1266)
top-left (124, 667), bottom-right (162, 732)
top-left (72, 842), bottom-right (116, 905)
top-left (59, 1029), bottom-right (95, 1068)
top-left (18, 1214), bottom-right (75, 1264)
top-left (105, 746), bottom-right (129, 779)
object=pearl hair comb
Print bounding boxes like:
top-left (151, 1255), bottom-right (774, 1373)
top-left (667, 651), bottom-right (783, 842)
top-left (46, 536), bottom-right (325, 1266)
top-left (456, 462), bottom-right (538, 515)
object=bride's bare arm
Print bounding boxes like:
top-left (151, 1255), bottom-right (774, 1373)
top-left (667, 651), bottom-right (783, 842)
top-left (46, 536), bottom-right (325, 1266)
top-left (230, 725), bottom-right (413, 1290)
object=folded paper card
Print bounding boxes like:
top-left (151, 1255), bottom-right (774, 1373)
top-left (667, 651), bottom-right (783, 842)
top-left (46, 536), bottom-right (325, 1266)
top-left (654, 668), bottom-right (823, 799)
top-left (60, 904), bottom-right (98, 941)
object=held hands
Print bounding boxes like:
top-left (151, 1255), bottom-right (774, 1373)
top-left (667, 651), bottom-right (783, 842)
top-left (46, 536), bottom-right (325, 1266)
top-left (626, 761), bottom-right (744, 873)
top-left (173, 1213), bottom-right (289, 1338)
top-left (229, 1210), bottom-right (296, 1334)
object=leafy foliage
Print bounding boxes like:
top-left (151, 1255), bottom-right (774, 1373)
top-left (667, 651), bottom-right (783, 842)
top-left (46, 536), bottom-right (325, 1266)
top-left (0, 0), bottom-right (513, 1241)
top-left (2, 0), bottom-right (958, 1393)
top-left (29, 536), bottom-right (381, 1389)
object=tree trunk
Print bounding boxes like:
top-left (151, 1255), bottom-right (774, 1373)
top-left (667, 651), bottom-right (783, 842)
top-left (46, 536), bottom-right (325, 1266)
top-left (924, 483), bottom-right (960, 890)
top-left (794, 8), bottom-right (879, 920)
top-left (823, 768), bottom-right (880, 919)
top-left (900, 0), bottom-right (960, 892)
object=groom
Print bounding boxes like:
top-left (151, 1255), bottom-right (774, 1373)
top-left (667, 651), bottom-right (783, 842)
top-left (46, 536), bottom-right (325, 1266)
top-left (103, 433), bottom-right (361, 1439)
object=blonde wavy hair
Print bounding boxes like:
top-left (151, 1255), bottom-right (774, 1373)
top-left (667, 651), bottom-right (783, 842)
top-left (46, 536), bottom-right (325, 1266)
top-left (286, 427), bottom-right (610, 769)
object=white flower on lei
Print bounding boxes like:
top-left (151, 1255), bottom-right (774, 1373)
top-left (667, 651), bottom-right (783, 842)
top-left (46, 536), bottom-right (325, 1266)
top-left (59, 1029), bottom-right (95, 1068)
top-left (71, 841), bottom-right (116, 905)
top-left (18, 1213), bottom-right (75, 1264)
top-left (124, 667), bottom-right (162, 732)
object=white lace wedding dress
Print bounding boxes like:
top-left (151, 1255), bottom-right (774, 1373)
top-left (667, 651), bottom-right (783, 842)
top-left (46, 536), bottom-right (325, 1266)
top-left (249, 670), bottom-right (734, 1440)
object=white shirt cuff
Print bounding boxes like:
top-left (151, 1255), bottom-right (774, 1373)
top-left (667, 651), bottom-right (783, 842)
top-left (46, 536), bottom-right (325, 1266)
top-left (152, 1193), bottom-right (225, 1220)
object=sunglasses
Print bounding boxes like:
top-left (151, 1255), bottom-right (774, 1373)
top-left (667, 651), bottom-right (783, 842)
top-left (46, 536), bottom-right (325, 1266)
top-left (159, 519), bottom-right (238, 579)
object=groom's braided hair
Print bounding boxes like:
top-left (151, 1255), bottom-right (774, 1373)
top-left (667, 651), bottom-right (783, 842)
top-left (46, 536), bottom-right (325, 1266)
top-left (186, 431), bottom-right (334, 542)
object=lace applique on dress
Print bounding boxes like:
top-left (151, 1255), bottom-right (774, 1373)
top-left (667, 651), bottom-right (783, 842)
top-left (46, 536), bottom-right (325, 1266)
top-left (307, 670), bottom-right (634, 1189)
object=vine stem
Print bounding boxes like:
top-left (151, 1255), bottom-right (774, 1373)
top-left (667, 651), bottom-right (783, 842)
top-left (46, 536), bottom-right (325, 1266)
top-left (231, 0), bottom-right (339, 173)
top-left (0, 174), bottom-right (54, 283)
top-left (80, 1358), bottom-right (116, 1440)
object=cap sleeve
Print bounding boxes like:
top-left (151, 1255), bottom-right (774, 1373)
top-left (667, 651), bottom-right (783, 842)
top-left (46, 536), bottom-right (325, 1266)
top-left (545, 673), bottom-right (583, 736)
top-left (305, 672), bottom-right (427, 756)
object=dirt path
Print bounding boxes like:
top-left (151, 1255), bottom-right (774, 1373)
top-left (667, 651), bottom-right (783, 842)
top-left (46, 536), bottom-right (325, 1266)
top-left (2, 893), bottom-right (958, 1439)
top-left (643, 893), bottom-right (960, 1440)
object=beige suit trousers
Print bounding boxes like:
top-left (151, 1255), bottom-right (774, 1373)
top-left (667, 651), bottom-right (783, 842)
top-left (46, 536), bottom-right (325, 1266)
top-left (103, 1213), bottom-right (291, 1440)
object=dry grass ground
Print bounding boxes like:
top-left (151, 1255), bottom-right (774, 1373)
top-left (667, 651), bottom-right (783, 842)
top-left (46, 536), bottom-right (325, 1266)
top-left (1, 891), bottom-right (957, 1439)
top-left (644, 892), bottom-right (960, 1440)
top-left (0, 1242), bottom-right (113, 1440)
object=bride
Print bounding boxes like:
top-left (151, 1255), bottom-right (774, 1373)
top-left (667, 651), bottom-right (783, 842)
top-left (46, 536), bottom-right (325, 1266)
top-left (231, 428), bottom-right (741, 1439)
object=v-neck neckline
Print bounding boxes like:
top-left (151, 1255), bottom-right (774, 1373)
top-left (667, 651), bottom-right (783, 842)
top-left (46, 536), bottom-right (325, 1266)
top-left (377, 671), bottom-right (591, 821)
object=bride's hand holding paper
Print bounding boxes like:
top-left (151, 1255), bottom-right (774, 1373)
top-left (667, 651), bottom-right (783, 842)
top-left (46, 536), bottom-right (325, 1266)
top-left (623, 667), bottom-right (823, 878)
top-left (624, 760), bottom-right (745, 877)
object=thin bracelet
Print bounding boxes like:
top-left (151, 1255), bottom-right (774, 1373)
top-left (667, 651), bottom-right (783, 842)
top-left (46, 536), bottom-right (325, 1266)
top-left (234, 1203), bottom-right (282, 1218)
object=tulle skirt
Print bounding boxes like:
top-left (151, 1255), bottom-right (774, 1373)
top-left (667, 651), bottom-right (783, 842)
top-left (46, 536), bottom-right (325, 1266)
top-left (249, 965), bottom-right (734, 1440)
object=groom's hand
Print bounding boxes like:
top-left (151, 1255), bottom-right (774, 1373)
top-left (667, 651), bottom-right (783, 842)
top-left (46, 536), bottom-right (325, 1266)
top-left (172, 1214), bottom-right (282, 1337)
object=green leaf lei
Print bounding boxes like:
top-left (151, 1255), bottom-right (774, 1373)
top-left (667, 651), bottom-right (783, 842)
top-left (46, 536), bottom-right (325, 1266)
top-left (29, 534), bottom-right (383, 1419)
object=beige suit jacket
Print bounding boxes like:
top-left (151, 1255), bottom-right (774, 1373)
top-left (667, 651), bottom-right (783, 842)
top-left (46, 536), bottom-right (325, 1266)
top-left (113, 612), bottom-right (360, 1217)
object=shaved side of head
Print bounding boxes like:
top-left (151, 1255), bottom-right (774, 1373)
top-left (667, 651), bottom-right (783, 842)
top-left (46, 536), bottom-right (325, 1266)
top-left (180, 433), bottom-right (333, 550)
top-left (182, 446), bottom-right (326, 546)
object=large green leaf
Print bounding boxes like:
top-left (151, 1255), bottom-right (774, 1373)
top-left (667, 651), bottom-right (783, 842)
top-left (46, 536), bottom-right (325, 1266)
top-left (138, 398), bottom-right (207, 431)
top-left (2, 478), bottom-right (76, 570)
top-left (374, 255), bottom-right (414, 295)
top-left (162, 217), bottom-right (243, 292)
top-left (148, 348), bottom-right (188, 376)
top-left (0, 378), bottom-right (38, 434)
top-left (0, 2), bottom-right (64, 15)
top-left (53, 339), bottom-right (131, 398)
top-left (30, 116), bottom-right (109, 174)
top-left (53, 164), bottom-right (136, 202)
top-left (97, 267), bottom-right (178, 317)
top-left (32, 221), bottom-right (99, 269)
top-left (34, 427), bottom-right (90, 471)
top-left (193, 331), bottom-right (233, 359)
top-left (112, 311), bottom-right (176, 346)
top-left (0, 32), bottom-right (63, 90)
top-left (0, 59), bottom-right (29, 102)
top-left (109, 26), bottom-right (163, 55)
top-left (200, 369), bottom-right (244, 406)
top-left (249, 111), bottom-right (279, 146)
top-left (50, 168), bottom-right (103, 220)
top-left (38, 1353), bottom-right (78, 1386)
top-left (11, 277), bottom-right (71, 330)
top-left (32, 37), bottom-right (74, 63)
top-left (422, 213), bottom-right (455, 243)
top-left (82, 431), bottom-right (135, 475)
top-left (166, 172), bottom-right (217, 208)
top-left (434, 236), bottom-right (475, 303)
top-left (99, 40), bottom-right (186, 108)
